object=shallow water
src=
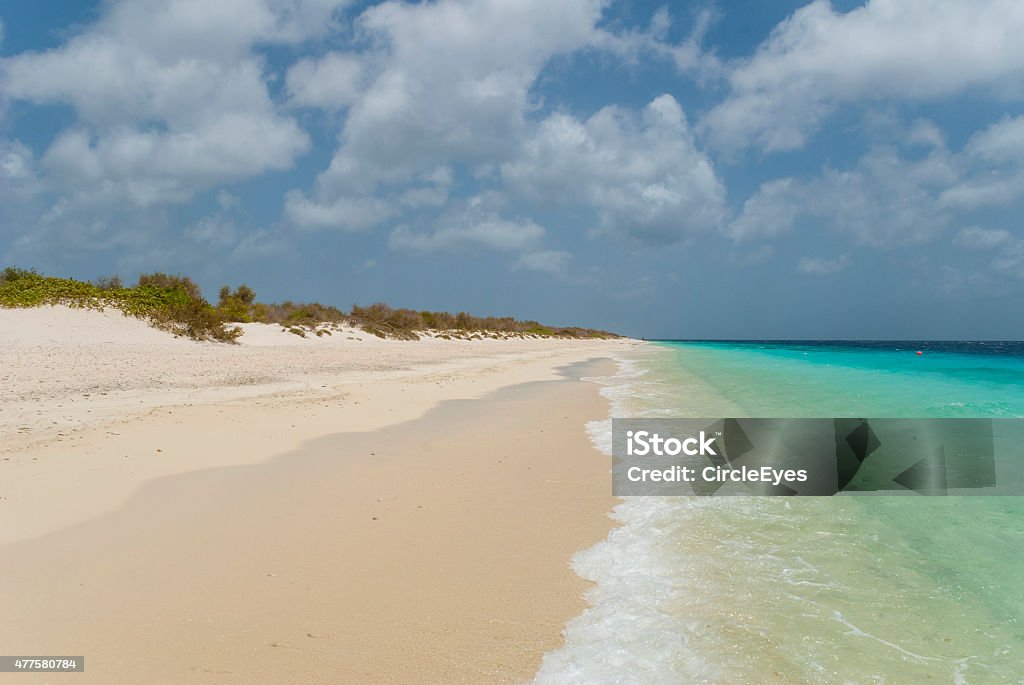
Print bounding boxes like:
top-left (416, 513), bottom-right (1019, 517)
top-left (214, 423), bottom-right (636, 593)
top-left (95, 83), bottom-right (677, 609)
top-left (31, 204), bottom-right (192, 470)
top-left (534, 341), bottom-right (1024, 684)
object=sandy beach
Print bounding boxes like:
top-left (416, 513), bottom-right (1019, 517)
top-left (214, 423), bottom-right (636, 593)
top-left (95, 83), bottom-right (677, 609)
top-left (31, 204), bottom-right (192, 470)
top-left (0, 305), bottom-right (637, 683)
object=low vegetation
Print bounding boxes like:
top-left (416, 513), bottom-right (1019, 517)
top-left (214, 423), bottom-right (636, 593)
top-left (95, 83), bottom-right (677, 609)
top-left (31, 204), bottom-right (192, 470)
top-left (347, 303), bottom-right (617, 340)
top-left (0, 267), bottom-right (620, 343)
top-left (0, 267), bottom-right (241, 342)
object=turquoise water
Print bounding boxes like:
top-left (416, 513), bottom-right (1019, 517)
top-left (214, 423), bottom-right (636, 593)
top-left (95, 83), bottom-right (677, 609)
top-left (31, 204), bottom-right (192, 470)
top-left (535, 341), bottom-right (1024, 684)
top-left (649, 340), bottom-right (1024, 418)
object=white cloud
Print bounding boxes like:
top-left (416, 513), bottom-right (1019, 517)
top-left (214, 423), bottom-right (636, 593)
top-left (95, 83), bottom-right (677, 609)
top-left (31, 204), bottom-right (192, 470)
top-left (286, 52), bottom-right (364, 109)
top-left (389, 212), bottom-right (544, 253)
top-left (513, 250), bottom-right (572, 275)
top-left (40, 117), bottom-right (307, 197)
top-left (726, 178), bottom-right (800, 240)
top-left (909, 119), bottom-right (945, 148)
top-left (0, 0), bottom-right (330, 208)
top-left (503, 95), bottom-right (725, 245)
top-left (398, 166), bottom-right (452, 208)
top-left (730, 114), bottom-right (1024, 253)
top-left (283, 4), bottom-right (726, 249)
top-left (329, 0), bottom-right (602, 184)
top-left (953, 226), bottom-right (1013, 250)
top-left (963, 115), bottom-right (1024, 163)
top-left (704, 0), bottom-right (1024, 151)
top-left (287, 0), bottom-right (605, 220)
top-left (938, 116), bottom-right (1024, 209)
top-left (660, 7), bottom-right (724, 81)
top-left (798, 253), bottom-right (851, 275)
top-left (0, 139), bottom-right (42, 201)
top-left (284, 191), bottom-right (395, 231)
top-left (731, 146), bottom-right (956, 247)
top-left (589, 6), bottom-right (724, 83)
top-left (185, 193), bottom-right (244, 248)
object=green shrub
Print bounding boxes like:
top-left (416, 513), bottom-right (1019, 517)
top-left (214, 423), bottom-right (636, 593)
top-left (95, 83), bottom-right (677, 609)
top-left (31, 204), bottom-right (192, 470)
top-left (0, 266), bottom-right (621, 342)
top-left (137, 272), bottom-right (204, 301)
top-left (254, 300), bottom-right (345, 325)
top-left (217, 284), bottom-right (259, 323)
top-left (0, 267), bottom-right (241, 343)
top-left (1, 266), bottom-right (37, 284)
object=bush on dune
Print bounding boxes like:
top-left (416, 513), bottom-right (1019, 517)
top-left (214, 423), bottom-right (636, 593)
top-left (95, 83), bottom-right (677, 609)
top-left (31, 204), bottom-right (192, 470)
top-left (0, 267), bottom-right (241, 342)
top-left (217, 284), bottom-right (258, 323)
top-left (346, 303), bottom-right (619, 339)
top-left (256, 300), bottom-right (346, 326)
top-left (1, 266), bottom-right (620, 342)
top-left (349, 303), bottom-right (422, 340)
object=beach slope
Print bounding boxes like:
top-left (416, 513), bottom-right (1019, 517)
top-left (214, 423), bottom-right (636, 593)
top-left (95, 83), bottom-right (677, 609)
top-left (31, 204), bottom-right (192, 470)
top-left (0, 305), bottom-right (632, 683)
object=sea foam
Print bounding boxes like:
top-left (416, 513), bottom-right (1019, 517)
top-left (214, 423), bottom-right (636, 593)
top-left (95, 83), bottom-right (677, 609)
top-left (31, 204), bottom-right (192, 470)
top-left (534, 351), bottom-right (718, 684)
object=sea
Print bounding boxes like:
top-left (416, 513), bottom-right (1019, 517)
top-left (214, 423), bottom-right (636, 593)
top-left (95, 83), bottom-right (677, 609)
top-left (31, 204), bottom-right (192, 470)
top-left (533, 341), bottom-right (1024, 685)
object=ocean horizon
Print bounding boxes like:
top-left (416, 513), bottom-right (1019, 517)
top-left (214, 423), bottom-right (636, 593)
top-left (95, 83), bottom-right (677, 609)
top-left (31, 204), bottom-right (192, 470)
top-left (535, 340), bottom-right (1024, 684)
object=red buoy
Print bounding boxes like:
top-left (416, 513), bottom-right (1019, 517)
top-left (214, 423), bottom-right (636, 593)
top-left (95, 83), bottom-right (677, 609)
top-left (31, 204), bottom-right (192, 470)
top-left (916, 351), bottom-right (923, 356)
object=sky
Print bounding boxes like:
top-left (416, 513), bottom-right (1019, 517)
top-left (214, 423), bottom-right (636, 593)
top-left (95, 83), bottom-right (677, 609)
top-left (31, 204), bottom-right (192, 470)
top-left (2, 0), bottom-right (1024, 339)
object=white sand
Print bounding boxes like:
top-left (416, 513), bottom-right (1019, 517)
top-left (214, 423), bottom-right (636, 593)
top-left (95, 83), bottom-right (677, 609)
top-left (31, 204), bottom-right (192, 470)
top-left (0, 304), bottom-right (636, 544)
top-left (0, 304), bottom-right (634, 683)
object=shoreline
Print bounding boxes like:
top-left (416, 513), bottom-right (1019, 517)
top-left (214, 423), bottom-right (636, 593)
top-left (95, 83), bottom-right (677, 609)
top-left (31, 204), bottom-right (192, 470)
top-left (1, 306), bottom-right (631, 683)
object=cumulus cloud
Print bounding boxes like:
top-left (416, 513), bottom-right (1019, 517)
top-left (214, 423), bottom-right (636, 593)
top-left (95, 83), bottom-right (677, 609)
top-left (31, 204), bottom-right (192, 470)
top-left (726, 178), bottom-right (801, 241)
top-left (0, 139), bottom-right (42, 201)
top-left (704, 0), bottom-right (1024, 151)
top-left (798, 253), bottom-right (851, 275)
top-left (909, 119), bottom-right (946, 148)
top-left (284, 191), bottom-right (395, 232)
top-left (286, 0), bottom-right (605, 223)
top-left (0, 0), bottom-right (333, 208)
top-left (728, 109), bottom-right (1024, 255)
top-left (730, 146), bottom-right (956, 247)
top-left (389, 213), bottom-right (544, 253)
top-left (277, 3), bottom-right (727, 253)
top-left (329, 0), bottom-right (601, 183)
top-left (938, 115), bottom-right (1024, 209)
top-left (590, 6), bottom-right (724, 82)
top-left (503, 95), bottom-right (726, 245)
top-left (729, 108), bottom-right (1024, 250)
top-left (286, 52), bottom-right (364, 109)
top-left (185, 192), bottom-right (245, 249)
top-left (38, 118), bottom-right (307, 205)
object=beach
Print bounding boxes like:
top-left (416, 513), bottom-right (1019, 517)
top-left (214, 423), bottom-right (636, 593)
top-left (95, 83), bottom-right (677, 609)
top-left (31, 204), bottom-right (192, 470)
top-left (0, 305), bottom-right (637, 683)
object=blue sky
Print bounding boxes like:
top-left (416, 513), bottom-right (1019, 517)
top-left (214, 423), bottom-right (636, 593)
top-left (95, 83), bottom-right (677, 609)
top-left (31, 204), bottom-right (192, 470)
top-left (2, 0), bottom-right (1024, 339)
